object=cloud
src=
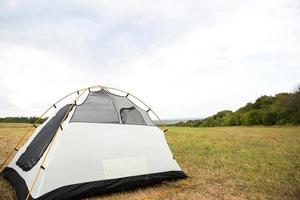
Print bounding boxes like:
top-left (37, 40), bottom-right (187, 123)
top-left (0, 0), bottom-right (299, 119)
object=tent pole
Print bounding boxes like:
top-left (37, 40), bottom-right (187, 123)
top-left (0, 87), bottom-right (88, 172)
top-left (25, 89), bottom-right (88, 200)
top-left (1, 84), bottom-right (193, 198)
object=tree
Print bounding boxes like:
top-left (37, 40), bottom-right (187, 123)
top-left (262, 111), bottom-right (277, 125)
top-left (247, 111), bottom-right (263, 125)
top-left (285, 86), bottom-right (300, 124)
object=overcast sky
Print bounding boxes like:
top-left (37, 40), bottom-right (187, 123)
top-left (0, 0), bottom-right (299, 119)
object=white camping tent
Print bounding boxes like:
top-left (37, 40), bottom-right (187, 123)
top-left (1, 85), bottom-right (187, 200)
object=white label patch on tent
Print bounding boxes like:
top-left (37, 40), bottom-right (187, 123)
top-left (103, 156), bottom-right (148, 179)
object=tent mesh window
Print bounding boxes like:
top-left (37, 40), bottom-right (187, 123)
top-left (70, 89), bottom-right (155, 126)
top-left (107, 92), bottom-right (155, 126)
top-left (120, 107), bottom-right (146, 125)
top-left (70, 90), bottom-right (119, 123)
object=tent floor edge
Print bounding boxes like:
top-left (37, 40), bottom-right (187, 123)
top-left (2, 167), bottom-right (187, 200)
top-left (2, 167), bottom-right (33, 200)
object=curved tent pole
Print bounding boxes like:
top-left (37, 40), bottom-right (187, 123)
top-left (0, 87), bottom-right (90, 172)
top-left (25, 89), bottom-right (88, 200)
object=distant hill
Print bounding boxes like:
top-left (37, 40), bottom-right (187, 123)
top-left (174, 87), bottom-right (300, 127)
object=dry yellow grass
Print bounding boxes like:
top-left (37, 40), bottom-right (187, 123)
top-left (0, 124), bottom-right (299, 200)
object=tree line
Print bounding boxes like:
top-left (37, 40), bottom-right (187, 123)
top-left (174, 87), bottom-right (300, 127)
top-left (0, 117), bottom-right (47, 124)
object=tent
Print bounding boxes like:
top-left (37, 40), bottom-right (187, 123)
top-left (1, 85), bottom-right (187, 200)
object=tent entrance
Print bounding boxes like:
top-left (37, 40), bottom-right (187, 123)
top-left (16, 104), bottom-right (72, 171)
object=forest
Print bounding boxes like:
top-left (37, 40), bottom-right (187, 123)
top-left (174, 87), bottom-right (300, 127)
top-left (0, 117), bottom-right (47, 124)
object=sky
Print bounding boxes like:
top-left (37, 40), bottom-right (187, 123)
top-left (0, 0), bottom-right (299, 119)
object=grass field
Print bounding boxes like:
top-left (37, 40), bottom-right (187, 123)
top-left (0, 124), bottom-right (299, 200)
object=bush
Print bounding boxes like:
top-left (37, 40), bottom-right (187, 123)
top-left (263, 111), bottom-right (277, 125)
top-left (247, 111), bottom-right (263, 125)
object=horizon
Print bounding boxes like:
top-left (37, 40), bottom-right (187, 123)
top-left (0, 87), bottom-right (297, 121)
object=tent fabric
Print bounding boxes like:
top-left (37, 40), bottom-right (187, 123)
top-left (2, 87), bottom-right (186, 200)
top-left (70, 90), bottom-right (119, 123)
top-left (16, 104), bottom-right (72, 171)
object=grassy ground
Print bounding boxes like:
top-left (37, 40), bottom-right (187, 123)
top-left (0, 124), bottom-right (299, 200)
